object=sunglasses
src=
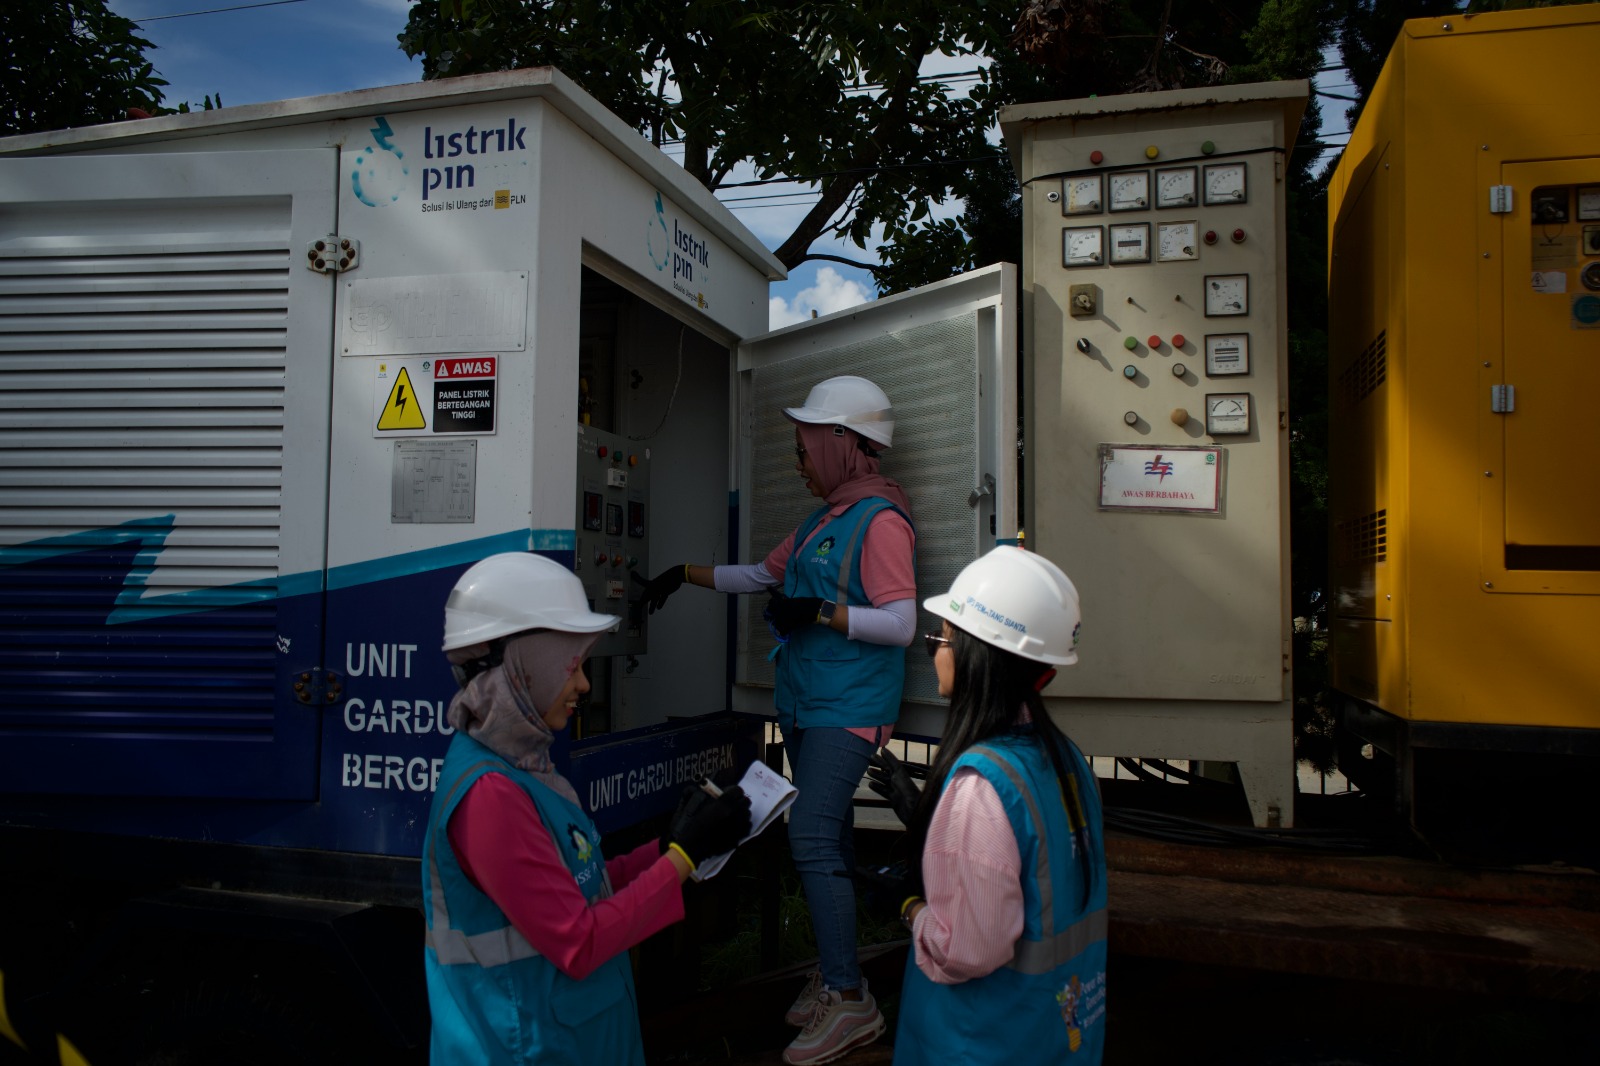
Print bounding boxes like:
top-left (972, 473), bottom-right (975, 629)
top-left (923, 633), bottom-right (951, 657)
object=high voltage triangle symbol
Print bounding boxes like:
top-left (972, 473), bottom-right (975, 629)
top-left (377, 367), bottom-right (427, 431)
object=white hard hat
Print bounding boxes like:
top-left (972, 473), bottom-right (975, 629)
top-left (442, 552), bottom-right (619, 651)
top-left (784, 375), bottom-right (896, 448)
top-left (923, 546), bottom-right (1081, 666)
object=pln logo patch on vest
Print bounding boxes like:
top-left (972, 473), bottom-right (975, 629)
top-left (811, 535), bottom-right (836, 560)
top-left (567, 824), bottom-right (594, 863)
top-left (1055, 971), bottom-right (1106, 1052)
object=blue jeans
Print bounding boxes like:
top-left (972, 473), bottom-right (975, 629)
top-left (784, 725), bottom-right (876, 992)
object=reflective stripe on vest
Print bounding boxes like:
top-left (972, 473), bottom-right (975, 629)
top-left (425, 758), bottom-right (541, 969)
top-left (978, 746), bottom-right (1109, 976)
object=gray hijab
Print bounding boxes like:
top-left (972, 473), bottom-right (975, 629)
top-left (445, 629), bottom-right (599, 806)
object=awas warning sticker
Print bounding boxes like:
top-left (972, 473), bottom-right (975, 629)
top-left (373, 356), bottom-right (498, 436)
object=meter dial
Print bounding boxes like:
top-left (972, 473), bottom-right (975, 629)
top-left (1579, 186), bottom-right (1600, 222)
top-left (1155, 167), bottom-right (1198, 208)
top-left (1205, 393), bottom-right (1251, 435)
top-left (1108, 171), bottom-right (1150, 212)
top-left (1063, 175), bottom-right (1104, 215)
top-left (1109, 223), bottom-right (1151, 264)
top-left (1204, 274), bottom-right (1249, 316)
top-left (1204, 332), bottom-right (1250, 376)
top-left (1063, 226), bottom-right (1104, 268)
top-left (1203, 162), bottom-right (1248, 205)
top-left (1157, 221), bottom-right (1199, 262)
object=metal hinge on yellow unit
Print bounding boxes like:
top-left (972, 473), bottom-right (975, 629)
top-left (1490, 384), bottom-right (1515, 413)
top-left (306, 234), bottom-right (361, 273)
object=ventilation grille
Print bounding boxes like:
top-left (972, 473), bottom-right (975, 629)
top-left (741, 314), bottom-right (982, 705)
top-left (0, 235), bottom-right (293, 738)
top-left (1338, 509), bottom-right (1387, 564)
top-left (1339, 330), bottom-right (1387, 406)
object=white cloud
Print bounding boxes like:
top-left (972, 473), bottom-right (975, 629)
top-left (768, 266), bottom-right (873, 330)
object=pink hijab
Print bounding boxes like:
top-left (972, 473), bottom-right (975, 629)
top-left (794, 421), bottom-right (912, 514)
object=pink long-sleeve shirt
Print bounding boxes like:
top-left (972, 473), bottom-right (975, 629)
top-left (908, 767), bottom-right (1026, 983)
top-left (447, 771), bottom-right (685, 980)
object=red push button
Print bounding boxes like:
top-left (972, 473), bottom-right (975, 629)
top-left (1172, 334), bottom-right (1186, 348)
top-left (1148, 335), bottom-right (1162, 349)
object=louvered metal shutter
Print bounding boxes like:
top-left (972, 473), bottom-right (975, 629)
top-left (0, 150), bottom-right (337, 798)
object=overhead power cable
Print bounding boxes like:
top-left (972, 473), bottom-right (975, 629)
top-left (133, 0), bottom-right (308, 22)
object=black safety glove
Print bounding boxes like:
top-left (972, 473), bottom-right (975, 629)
top-left (855, 859), bottom-right (924, 926)
top-left (765, 590), bottom-right (825, 637)
top-left (631, 565), bottom-right (687, 614)
top-left (866, 748), bottom-right (923, 828)
top-left (658, 765), bottom-right (749, 856)
top-left (665, 786), bottom-right (752, 869)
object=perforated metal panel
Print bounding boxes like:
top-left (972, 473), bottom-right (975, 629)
top-left (0, 151), bottom-right (337, 797)
top-left (735, 268), bottom-right (1016, 710)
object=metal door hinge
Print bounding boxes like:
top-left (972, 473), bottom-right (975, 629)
top-left (1490, 384), bottom-right (1515, 413)
top-left (968, 473), bottom-right (995, 508)
top-left (307, 235), bottom-right (360, 273)
top-left (1488, 186), bottom-right (1514, 214)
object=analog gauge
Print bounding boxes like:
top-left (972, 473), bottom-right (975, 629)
top-left (1157, 221), bottom-right (1198, 262)
top-left (1108, 171), bottom-right (1150, 212)
top-left (1205, 393), bottom-right (1251, 435)
top-left (1109, 223), bottom-right (1151, 264)
top-left (1204, 274), bottom-right (1249, 316)
top-left (1203, 162), bottom-right (1248, 205)
top-left (1204, 333), bottom-right (1250, 376)
top-left (1578, 186), bottom-right (1600, 222)
top-left (1155, 167), bottom-right (1198, 208)
top-left (1063, 226), bottom-right (1104, 268)
top-left (1063, 175), bottom-right (1104, 215)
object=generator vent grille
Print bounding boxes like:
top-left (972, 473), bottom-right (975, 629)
top-left (1339, 330), bottom-right (1387, 406)
top-left (1338, 509), bottom-right (1388, 564)
top-left (0, 231), bottom-right (292, 741)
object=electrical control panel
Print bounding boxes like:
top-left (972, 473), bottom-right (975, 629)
top-left (576, 425), bottom-right (650, 656)
top-left (1002, 82), bottom-right (1306, 827)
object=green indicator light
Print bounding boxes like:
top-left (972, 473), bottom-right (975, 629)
top-left (1124, 336), bottom-right (1139, 351)
top-left (1201, 140), bottom-right (1216, 155)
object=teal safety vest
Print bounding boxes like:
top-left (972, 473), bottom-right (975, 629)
top-left (773, 496), bottom-right (913, 732)
top-left (895, 732), bottom-right (1109, 1065)
top-left (422, 732), bottom-right (644, 1065)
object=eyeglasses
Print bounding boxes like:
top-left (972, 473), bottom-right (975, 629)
top-left (923, 633), bottom-right (951, 658)
top-left (794, 445), bottom-right (807, 460)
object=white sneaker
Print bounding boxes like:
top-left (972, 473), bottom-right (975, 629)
top-left (781, 983), bottom-right (885, 1066)
top-left (783, 969), bottom-right (827, 1027)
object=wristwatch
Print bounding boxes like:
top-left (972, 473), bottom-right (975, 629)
top-left (817, 600), bottom-right (837, 625)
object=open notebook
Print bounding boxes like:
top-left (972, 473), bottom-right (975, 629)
top-left (692, 760), bottom-right (797, 881)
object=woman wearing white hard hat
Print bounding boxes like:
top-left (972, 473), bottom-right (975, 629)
top-left (867, 546), bottom-right (1108, 1065)
top-left (632, 375), bottom-right (915, 1064)
top-left (422, 552), bottom-right (753, 1065)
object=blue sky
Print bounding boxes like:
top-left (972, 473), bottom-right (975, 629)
top-left (112, 0), bottom-right (876, 329)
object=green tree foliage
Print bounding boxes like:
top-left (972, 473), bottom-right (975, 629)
top-left (0, 0), bottom-right (167, 136)
top-left (402, 0), bottom-right (1006, 275)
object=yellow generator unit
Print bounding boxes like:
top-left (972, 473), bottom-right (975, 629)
top-left (1327, 5), bottom-right (1600, 861)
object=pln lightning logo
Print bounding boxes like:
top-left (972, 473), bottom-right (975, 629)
top-left (1143, 454), bottom-right (1175, 482)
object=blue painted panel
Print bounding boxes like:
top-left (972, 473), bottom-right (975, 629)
top-left (0, 528), bottom-right (749, 859)
top-left (565, 712), bottom-right (765, 835)
top-left (0, 532), bottom-right (319, 799)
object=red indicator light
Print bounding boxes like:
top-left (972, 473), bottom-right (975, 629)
top-left (1172, 334), bottom-right (1187, 348)
top-left (597, 446), bottom-right (608, 458)
top-left (1148, 335), bottom-right (1162, 349)
top-left (1232, 228), bottom-right (1246, 243)
top-left (1089, 150), bottom-right (1104, 165)
top-left (1204, 230), bottom-right (1218, 245)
